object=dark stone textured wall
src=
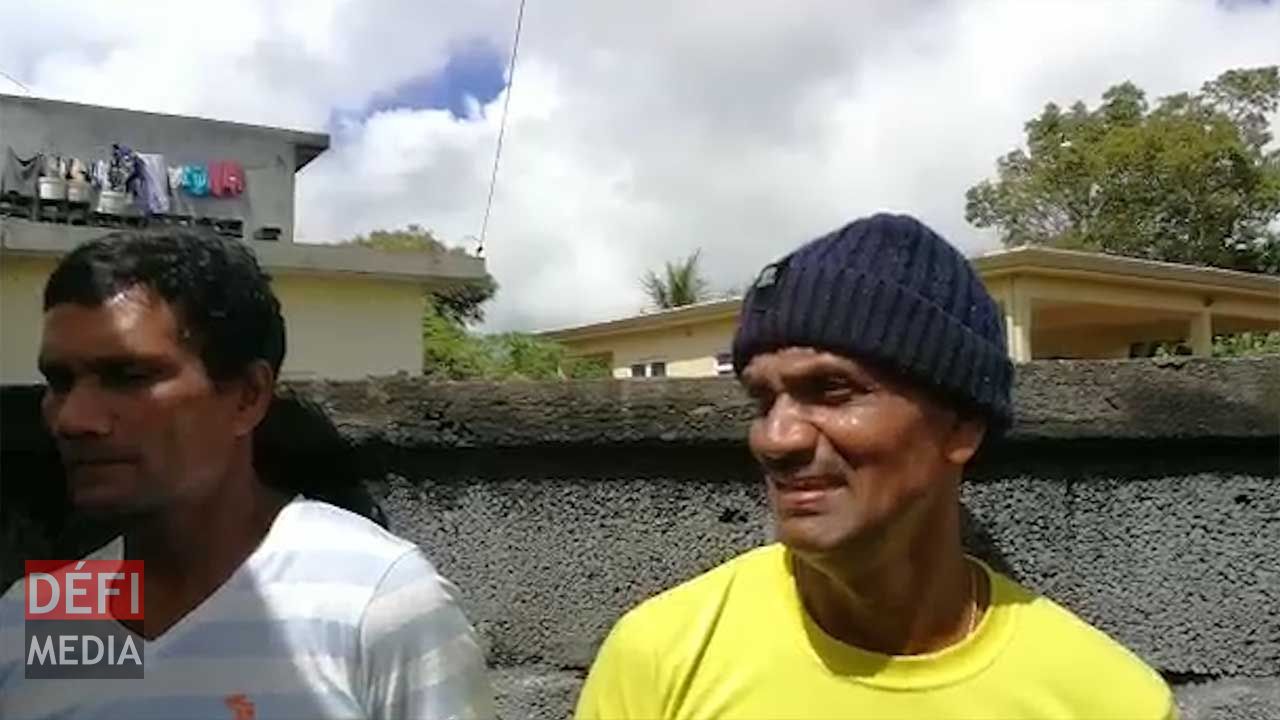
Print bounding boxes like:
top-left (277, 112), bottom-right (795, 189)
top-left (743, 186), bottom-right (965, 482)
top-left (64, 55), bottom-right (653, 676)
top-left (2, 357), bottom-right (1277, 719)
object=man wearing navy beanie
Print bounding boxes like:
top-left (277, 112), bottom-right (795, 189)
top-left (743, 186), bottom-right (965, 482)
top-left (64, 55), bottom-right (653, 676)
top-left (578, 214), bottom-right (1176, 719)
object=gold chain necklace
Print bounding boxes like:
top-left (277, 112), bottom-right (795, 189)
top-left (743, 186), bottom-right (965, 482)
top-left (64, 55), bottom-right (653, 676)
top-left (965, 561), bottom-right (981, 637)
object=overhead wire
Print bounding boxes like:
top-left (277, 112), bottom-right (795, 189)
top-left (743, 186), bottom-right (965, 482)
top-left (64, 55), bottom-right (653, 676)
top-left (0, 69), bottom-right (31, 94)
top-left (477, 0), bottom-right (527, 258)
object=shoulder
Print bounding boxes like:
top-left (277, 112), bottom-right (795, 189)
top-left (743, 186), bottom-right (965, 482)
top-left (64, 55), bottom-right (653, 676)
top-left (276, 498), bottom-right (417, 562)
top-left (994, 572), bottom-right (1176, 718)
top-left (360, 546), bottom-right (466, 638)
top-left (276, 496), bottom-right (457, 597)
top-left (607, 544), bottom-right (783, 653)
top-left (271, 501), bottom-right (480, 655)
top-left (279, 500), bottom-right (469, 637)
top-left (349, 523), bottom-right (490, 717)
top-left (1011, 579), bottom-right (1166, 677)
top-left (261, 499), bottom-right (460, 629)
top-left (622, 545), bottom-right (782, 624)
top-left (579, 546), bottom-right (786, 718)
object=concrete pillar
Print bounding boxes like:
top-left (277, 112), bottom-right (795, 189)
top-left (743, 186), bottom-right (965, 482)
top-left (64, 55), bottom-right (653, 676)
top-left (1189, 310), bottom-right (1213, 357)
top-left (1005, 280), bottom-right (1033, 363)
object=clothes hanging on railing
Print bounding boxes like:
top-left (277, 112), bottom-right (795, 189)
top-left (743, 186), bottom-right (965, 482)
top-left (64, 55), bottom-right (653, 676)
top-left (135, 153), bottom-right (170, 214)
top-left (182, 164), bottom-right (210, 196)
top-left (0, 148), bottom-right (41, 197)
top-left (68, 158), bottom-right (90, 182)
top-left (10, 139), bottom-right (257, 234)
top-left (167, 165), bottom-right (185, 192)
top-left (91, 159), bottom-right (110, 189)
top-left (109, 144), bottom-right (140, 194)
top-left (210, 160), bottom-right (245, 197)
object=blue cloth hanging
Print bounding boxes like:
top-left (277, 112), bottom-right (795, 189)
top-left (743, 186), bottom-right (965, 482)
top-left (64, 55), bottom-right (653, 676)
top-left (183, 164), bottom-right (210, 197)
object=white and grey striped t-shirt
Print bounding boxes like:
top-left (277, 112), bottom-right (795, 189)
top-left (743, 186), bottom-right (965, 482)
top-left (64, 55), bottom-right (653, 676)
top-left (0, 497), bottom-right (494, 719)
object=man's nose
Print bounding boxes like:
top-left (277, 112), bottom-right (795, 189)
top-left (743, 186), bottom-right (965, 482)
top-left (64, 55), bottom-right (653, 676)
top-left (45, 381), bottom-right (112, 438)
top-left (752, 394), bottom-right (818, 472)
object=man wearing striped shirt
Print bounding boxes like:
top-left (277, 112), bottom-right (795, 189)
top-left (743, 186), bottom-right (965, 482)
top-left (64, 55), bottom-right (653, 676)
top-left (0, 230), bottom-right (493, 719)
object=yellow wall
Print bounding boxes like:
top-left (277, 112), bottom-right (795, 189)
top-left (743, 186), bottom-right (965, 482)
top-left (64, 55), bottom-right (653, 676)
top-left (566, 316), bottom-right (739, 378)
top-left (0, 257), bottom-right (425, 383)
top-left (0, 256), bottom-right (53, 384)
top-left (272, 275), bottom-right (425, 381)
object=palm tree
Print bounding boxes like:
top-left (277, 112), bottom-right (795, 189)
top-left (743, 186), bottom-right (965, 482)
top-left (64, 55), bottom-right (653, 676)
top-left (642, 250), bottom-right (710, 309)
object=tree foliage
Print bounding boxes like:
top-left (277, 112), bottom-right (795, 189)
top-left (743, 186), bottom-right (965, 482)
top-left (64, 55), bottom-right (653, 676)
top-left (420, 301), bottom-right (609, 380)
top-left (642, 250), bottom-right (711, 309)
top-left (344, 225), bottom-right (609, 379)
top-left (347, 225), bottom-right (468, 254)
top-left (1136, 331), bottom-right (1280, 359)
top-left (966, 66), bottom-right (1280, 274)
top-left (1214, 330), bottom-right (1280, 357)
top-left (345, 225), bottom-right (497, 324)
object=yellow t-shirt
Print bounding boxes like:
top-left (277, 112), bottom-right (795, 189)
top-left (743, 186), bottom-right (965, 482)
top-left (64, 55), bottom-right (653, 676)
top-left (576, 544), bottom-right (1176, 720)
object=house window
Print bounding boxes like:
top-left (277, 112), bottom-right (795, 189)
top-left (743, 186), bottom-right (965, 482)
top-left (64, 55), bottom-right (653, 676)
top-left (714, 352), bottom-right (733, 376)
top-left (630, 361), bottom-right (668, 378)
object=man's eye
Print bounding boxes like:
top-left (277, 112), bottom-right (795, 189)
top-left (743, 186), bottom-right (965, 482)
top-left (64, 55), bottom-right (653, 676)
top-left (42, 370), bottom-right (72, 394)
top-left (102, 367), bottom-right (156, 389)
top-left (822, 380), bottom-right (853, 397)
top-left (815, 378), bottom-right (864, 403)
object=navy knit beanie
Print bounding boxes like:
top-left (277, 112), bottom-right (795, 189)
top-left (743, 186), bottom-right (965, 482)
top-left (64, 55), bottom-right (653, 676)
top-left (732, 213), bottom-right (1014, 430)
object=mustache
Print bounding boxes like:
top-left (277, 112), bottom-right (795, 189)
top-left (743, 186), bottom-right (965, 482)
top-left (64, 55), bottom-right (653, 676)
top-left (758, 451), bottom-right (848, 485)
top-left (58, 446), bottom-right (140, 466)
top-left (766, 472), bottom-right (846, 490)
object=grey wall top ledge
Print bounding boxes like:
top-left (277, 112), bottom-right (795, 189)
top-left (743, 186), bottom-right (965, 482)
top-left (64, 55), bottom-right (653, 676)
top-left (289, 357), bottom-right (1279, 449)
top-left (3, 357), bottom-right (1276, 452)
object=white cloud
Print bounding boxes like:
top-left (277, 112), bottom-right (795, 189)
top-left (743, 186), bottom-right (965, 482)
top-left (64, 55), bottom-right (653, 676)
top-left (3, 0), bottom-right (1278, 332)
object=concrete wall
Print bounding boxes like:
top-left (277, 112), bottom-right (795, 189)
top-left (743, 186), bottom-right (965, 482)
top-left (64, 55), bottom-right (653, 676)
top-left (0, 94), bottom-right (306, 243)
top-left (0, 256), bottom-right (426, 382)
top-left (273, 274), bottom-right (425, 380)
top-left (2, 358), bottom-right (1277, 720)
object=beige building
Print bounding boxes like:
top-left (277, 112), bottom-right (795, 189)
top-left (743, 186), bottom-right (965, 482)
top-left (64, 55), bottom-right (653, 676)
top-left (0, 95), bottom-right (486, 383)
top-left (542, 245), bottom-right (1280, 378)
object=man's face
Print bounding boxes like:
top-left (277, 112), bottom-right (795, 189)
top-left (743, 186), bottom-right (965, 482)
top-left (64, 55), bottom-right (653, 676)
top-left (740, 347), bottom-right (983, 558)
top-left (38, 287), bottom-right (244, 516)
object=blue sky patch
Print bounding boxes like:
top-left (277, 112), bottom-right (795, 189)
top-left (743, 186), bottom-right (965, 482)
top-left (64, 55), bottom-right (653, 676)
top-left (365, 41), bottom-right (507, 120)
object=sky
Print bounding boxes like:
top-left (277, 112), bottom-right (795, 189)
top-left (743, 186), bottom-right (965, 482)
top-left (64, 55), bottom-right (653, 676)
top-left (1, 0), bottom-right (1277, 332)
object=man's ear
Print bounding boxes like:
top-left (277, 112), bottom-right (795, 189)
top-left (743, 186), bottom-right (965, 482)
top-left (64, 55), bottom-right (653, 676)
top-left (231, 360), bottom-right (275, 438)
top-left (944, 413), bottom-right (987, 467)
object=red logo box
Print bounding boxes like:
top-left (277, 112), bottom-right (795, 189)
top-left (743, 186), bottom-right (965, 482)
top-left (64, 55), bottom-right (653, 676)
top-left (25, 560), bottom-right (144, 621)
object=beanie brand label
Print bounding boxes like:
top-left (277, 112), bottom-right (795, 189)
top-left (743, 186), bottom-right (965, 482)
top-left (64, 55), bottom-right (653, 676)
top-left (751, 259), bottom-right (788, 311)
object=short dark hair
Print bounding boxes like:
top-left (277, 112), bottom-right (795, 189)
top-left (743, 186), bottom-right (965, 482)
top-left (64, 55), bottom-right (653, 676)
top-left (43, 230), bottom-right (286, 380)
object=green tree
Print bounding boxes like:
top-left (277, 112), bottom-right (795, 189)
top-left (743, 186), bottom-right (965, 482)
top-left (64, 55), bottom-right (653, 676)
top-left (642, 249), bottom-right (711, 309)
top-left (347, 224), bottom-right (461, 253)
top-left (420, 305), bottom-right (610, 380)
top-left (345, 225), bottom-right (609, 379)
top-left (345, 225), bottom-right (497, 324)
top-left (1213, 330), bottom-right (1280, 357)
top-left (480, 333), bottom-right (610, 380)
top-left (420, 299), bottom-right (492, 379)
top-left (965, 66), bottom-right (1280, 274)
